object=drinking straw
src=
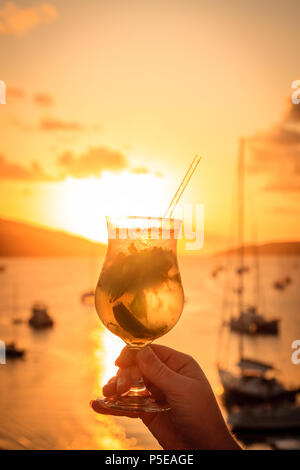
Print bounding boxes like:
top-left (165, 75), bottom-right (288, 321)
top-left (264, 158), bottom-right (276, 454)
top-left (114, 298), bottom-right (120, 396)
top-left (164, 155), bottom-right (202, 218)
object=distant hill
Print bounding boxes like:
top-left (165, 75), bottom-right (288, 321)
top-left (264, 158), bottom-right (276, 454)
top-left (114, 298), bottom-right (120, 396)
top-left (1, 217), bottom-right (299, 258)
top-left (0, 218), bottom-right (106, 257)
top-left (216, 242), bottom-right (300, 257)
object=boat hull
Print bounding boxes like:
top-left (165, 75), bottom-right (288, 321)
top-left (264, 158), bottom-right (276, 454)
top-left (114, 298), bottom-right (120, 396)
top-left (228, 406), bottom-right (300, 432)
top-left (229, 318), bottom-right (279, 335)
top-left (218, 368), bottom-right (299, 406)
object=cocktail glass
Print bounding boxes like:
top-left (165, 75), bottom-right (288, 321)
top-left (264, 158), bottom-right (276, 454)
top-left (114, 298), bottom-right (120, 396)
top-left (95, 216), bottom-right (184, 412)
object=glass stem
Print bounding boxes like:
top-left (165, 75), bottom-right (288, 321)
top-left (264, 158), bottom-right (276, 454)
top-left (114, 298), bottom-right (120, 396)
top-left (124, 346), bottom-right (149, 397)
top-left (127, 377), bottom-right (147, 395)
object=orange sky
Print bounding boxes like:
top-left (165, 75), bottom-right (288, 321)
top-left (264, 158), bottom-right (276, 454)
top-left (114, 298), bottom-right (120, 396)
top-left (0, 0), bottom-right (300, 253)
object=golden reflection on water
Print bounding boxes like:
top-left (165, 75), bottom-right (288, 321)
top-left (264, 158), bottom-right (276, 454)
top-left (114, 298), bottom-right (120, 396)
top-left (92, 328), bottom-right (124, 389)
top-left (89, 328), bottom-right (141, 450)
top-left (94, 414), bottom-right (139, 450)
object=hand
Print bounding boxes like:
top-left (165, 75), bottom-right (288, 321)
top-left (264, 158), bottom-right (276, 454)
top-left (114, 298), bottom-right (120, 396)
top-left (91, 344), bottom-right (241, 450)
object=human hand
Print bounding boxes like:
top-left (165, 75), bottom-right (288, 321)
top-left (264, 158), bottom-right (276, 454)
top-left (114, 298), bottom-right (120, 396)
top-left (91, 345), bottom-right (240, 450)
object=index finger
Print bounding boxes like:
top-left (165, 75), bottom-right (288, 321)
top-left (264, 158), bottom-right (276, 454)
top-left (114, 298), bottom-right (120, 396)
top-left (116, 344), bottom-right (201, 380)
top-left (115, 346), bottom-right (137, 367)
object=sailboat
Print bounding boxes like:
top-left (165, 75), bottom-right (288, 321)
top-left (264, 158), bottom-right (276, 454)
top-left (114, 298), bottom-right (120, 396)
top-left (6, 342), bottom-right (25, 359)
top-left (273, 276), bottom-right (292, 291)
top-left (227, 138), bottom-right (279, 336)
top-left (28, 302), bottom-right (54, 329)
top-left (217, 138), bottom-right (298, 406)
top-left (219, 358), bottom-right (300, 406)
top-left (229, 306), bottom-right (279, 335)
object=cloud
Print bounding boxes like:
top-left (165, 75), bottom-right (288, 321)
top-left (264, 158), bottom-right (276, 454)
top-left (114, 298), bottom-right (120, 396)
top-left (0, 145), bottom-right (128, 182)
top-left (0, 154), bottom-right (53, 181)
top-left (39, 116), bottom-right (100, 132)
top-left (57, 146), bottom-right (127, 178)
top-left (6, 89), bottom-right (97, 132)
top-left (6, 86), bottom-right (25, 99)
top-left (0, 2), bottom-right (58, 36)
top-left (40, 116), bottom-right (84, 131)
top-left (33, 92), bottom-right (54, 107)
top-left (5, 87), bottom-right (54, 107)
top-left (10, 114), bottom-right (99, 133)
top-left (248, 100), bottom-right (300, 191)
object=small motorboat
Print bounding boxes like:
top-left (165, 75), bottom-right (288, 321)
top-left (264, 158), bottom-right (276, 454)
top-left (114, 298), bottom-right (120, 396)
top-left (236, 265), bottom-right (250, 275)
top-left (273, 280), bottom-right (286, 290)
top-left (81, 289), bottom-right (95, 306)
top-left (211, 265), bottom-right (224, 279)
top-left (273, 276), bottom-right (292, 291)
top-left (28, 303), bottom-right (54, 329)
top-left (229, 306), bottom-right (279, 335)
top-left (5, 342), bottom-right (25, 359)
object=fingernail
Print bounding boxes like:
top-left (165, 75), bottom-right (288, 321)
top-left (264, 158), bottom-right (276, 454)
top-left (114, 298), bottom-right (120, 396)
top-left (138, 346), bottom-right (153, 364)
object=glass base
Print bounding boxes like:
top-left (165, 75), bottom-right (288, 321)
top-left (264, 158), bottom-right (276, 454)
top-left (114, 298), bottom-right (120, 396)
top-left (99, 395), bottom-right (171, 413)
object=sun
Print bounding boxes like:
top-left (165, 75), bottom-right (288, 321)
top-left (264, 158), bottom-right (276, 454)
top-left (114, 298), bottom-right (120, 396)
top-left (56, 171), bottom-right (167, 242)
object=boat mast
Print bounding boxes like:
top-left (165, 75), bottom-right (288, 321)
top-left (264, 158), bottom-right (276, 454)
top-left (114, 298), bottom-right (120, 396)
top-left (238, 137), bottom-right (245, 364)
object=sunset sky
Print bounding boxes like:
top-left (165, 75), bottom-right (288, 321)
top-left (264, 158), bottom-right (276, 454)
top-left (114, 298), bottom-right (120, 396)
top-left (1, 0), bottom-right (300, 253)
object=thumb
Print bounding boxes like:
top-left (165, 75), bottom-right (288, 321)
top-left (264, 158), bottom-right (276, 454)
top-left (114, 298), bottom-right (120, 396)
top-left (137, 346), bottom-right (181, 395)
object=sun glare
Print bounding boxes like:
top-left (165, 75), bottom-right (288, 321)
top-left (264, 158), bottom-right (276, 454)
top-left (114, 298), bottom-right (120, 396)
top-left (56, 171), bottom-right (166, 242)
top-left (93, 329), bottom-right (124, 387)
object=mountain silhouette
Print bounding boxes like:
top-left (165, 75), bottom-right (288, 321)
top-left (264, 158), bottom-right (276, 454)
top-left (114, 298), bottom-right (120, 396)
top-left (0, 218), bottom-right (106, 257)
